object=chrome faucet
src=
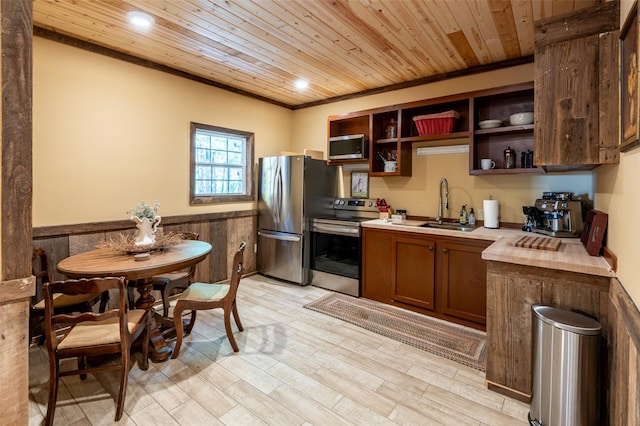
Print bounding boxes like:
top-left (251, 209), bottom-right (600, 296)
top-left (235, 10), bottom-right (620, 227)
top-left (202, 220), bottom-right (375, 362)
top-left (437, 178), bottom-right (449, 224)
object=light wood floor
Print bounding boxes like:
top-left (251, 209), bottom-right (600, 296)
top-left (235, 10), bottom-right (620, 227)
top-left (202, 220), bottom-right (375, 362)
top-left (29, 274), bottom-right (530, 425)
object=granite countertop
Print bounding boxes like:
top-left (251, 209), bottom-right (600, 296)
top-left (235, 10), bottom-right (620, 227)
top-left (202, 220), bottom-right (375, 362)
top-left (362, 219), bottom-right (615, 278)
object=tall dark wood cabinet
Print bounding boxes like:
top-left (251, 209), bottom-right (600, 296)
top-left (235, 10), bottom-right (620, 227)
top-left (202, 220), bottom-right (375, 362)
top-left (533, 1), bottom-right (619, 169)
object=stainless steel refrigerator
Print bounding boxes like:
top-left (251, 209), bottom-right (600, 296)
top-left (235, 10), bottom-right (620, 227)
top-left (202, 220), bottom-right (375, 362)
top-left (257, 155), bottom-right (337, 284)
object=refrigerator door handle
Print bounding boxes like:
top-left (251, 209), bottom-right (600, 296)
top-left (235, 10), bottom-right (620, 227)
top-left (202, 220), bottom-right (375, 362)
top-left (258, 230), bottom-right (301, 242)
top-left (273, 162), bottom-right (282, 224)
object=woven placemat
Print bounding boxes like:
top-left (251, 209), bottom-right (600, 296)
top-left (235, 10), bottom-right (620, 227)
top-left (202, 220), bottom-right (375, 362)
top-left (304, 293), bottom-right (486, 371)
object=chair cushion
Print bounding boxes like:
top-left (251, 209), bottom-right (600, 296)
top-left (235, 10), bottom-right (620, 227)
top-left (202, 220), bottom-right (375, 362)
top-left (153, 271), bottom-right (189, 283)
top-left (57, 309), bottom-right (147, 350)
top-left (177, 282), bottom-right (229, 302)
top-left (33, 293), bottom-right (100, 310)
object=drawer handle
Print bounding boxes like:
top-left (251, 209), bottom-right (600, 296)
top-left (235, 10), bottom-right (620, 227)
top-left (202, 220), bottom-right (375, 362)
top-left (442, 248), bottom-right (448, 253)
top-left (428, 246), bottom-right (433, 251)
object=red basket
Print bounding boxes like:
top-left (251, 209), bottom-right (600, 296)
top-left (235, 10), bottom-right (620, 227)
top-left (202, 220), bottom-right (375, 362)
top-left (413, 110), bottom-right (460, 136)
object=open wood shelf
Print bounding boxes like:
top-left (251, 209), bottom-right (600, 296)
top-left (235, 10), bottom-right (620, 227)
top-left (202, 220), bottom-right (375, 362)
top-left (328, 82), bottom-right (535, 177)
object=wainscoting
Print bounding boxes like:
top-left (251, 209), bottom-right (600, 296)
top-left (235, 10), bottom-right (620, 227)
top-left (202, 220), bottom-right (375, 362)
top-left (32, 210), bottom-right (258, 283)
top-left (608, 278), bottom-right (640, 425)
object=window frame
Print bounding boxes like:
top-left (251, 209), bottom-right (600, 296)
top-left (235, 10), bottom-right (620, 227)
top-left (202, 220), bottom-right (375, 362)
top-left (189, 122), bottom-right (255, 205)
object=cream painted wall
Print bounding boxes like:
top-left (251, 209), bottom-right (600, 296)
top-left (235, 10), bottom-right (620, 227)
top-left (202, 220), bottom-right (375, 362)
top-left (593, 0), bottom-right (640, 305)
top-left (291, 64), bottom-right (594, 224)
top-left (33, 37), bottom-right (291, 226)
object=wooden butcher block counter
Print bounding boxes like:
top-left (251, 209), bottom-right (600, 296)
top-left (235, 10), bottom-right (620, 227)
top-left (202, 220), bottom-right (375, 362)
top-left (482, 232), bottom-right (615, 277)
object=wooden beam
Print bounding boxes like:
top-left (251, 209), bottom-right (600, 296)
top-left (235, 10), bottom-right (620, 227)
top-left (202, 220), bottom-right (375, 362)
top-left (534, 1), bottom-right (619, 48)
top-left (0, 0), bottom-right (33, 423)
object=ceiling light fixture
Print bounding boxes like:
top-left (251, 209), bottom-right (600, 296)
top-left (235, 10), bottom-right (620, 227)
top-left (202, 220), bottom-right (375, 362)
top-left (127, 11), bottom-right (155, 29)
top-left (294, 79), bottom-right (309, 91)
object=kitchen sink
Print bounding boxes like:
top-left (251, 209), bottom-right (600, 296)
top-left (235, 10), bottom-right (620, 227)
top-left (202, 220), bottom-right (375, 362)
top-left (419, 222), bottom-right (476, 232)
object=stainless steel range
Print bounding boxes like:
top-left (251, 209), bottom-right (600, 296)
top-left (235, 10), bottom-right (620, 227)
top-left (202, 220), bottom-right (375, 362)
top-left (309, 198), bottom-right (379, 297)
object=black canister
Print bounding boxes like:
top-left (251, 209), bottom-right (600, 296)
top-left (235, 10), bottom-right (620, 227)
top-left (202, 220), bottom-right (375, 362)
top-left (504, 146), bottom-right (515, 169)
top-left (522, 150), bottom-right (534, 168)
top-left (526, 150), bottom-right (534, 168)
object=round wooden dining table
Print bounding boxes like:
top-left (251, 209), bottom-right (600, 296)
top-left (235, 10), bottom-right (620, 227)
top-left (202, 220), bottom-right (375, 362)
top-left (58, 240), bottom-right (212, 362)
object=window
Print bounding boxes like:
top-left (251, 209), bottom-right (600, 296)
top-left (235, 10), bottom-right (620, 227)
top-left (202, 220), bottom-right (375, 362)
top-left (190, 122), bottom-right (254, 204)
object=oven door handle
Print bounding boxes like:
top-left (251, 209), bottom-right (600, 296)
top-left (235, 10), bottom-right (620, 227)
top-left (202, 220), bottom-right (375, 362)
top-left (258, 230), bottom-right (301, 242)
top-left (311, 223), bottom-right (360, 236)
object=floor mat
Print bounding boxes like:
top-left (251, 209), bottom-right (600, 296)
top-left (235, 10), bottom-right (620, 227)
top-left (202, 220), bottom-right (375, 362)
top-left (304, 293), bottom-right (487, 371)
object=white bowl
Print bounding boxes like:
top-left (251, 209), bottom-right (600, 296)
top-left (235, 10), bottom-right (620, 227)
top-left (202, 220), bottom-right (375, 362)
top-left (478, 119), bottom-right (502, 129)
top-left (509, 112), bottom-right (534, 125)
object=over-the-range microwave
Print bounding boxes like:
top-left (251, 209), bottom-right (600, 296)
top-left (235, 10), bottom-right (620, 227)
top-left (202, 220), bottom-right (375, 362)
top-left (328, 134), bottom-right (368, 160)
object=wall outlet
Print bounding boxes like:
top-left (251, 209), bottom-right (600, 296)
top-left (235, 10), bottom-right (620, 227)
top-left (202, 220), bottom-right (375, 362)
top-left (477, 209), bottom-right (484, 220)
top-left (254, 243), bottom-right (258, 253)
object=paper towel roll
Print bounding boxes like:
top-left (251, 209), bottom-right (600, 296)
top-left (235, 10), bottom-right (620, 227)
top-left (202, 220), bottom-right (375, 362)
top-left (483, 199), bottom-right (499, 229)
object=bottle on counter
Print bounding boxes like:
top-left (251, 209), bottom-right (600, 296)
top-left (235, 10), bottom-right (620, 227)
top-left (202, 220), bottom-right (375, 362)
top-left (468, 208), bottom-right (476, 225)
top-left (459, 205), bottom-right (467, 224)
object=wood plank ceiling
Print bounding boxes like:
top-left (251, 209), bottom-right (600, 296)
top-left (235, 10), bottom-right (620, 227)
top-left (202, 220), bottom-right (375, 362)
top-left (33, 0), bottom-right (602, 109)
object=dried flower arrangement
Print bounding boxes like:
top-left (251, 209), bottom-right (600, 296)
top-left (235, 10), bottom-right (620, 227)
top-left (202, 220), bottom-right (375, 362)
top-left (128, 200), bottom-right (160, 220)
top-left (97, 231), bottom-right (183, 253)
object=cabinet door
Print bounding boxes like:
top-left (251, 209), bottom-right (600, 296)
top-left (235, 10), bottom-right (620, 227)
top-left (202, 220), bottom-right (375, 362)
top-left (361, 229), bottom-right (393, 301)
top-left (533, 2), bottom-right (618, 167)
top-left (438, 238), bottom-right (489, 325)
top-left (486, 261), bottom-right (542, 400)
top-left (392, 235), bottom-right (435, 310)
top-left (535, 36), bottom-right (599, 166)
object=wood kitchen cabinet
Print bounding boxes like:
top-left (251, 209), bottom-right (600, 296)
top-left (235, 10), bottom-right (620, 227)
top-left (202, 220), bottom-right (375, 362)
top-left (362, 227), bottom-right (490, 330)
top-left (370, 109), bottom-right (411, 176)
top-left (486, 260), bottom-right (610, 402)
top-left (392, 234), bottom-right (436, 310)
top-left (361, 228), bottom-right (393, 299)
top-left (533, 2), bottom-right (619, 169)
top-left (326, 111), bottom-right (370, 167)
top-left (328, 82), bottom-right (550, 177)
top-left (439, 238), bottom-right (488, 325)
top-left (469, 82), bottom-right (542, 175)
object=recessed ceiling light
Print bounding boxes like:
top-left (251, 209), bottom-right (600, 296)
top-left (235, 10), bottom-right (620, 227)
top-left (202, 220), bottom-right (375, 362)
top-left (127, 11), bottom-right (155, 29)
top-left (294, 79), bottom-right (309, 91)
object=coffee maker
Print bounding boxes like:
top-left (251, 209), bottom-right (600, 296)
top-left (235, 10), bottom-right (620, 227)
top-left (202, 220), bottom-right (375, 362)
top-left (522, 192), bottom-right (585, 238)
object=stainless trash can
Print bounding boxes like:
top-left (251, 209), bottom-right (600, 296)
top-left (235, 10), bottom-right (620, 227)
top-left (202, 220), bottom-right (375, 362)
top-left (529, 305), bottom-right (601, 426)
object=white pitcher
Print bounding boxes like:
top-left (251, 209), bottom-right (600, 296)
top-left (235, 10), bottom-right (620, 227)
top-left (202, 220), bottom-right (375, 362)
top-left (131, 215), bottom-right (161, 246)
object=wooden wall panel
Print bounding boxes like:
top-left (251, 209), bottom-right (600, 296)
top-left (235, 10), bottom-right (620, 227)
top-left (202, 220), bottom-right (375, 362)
top-left (207, 220), bottom-right (228, 283)
top-left (31, 235), bottom-right (69, 283)
top-left (608, 278), bottom-right (640, 425)
top-left (0, 0), bottom-right (33, 423)
top-left (227, 216), bottom-right (257, 274)
top-left (33, 212), bottom-right (258, 286)
top-left (598, 29), bottom-right (620, 164)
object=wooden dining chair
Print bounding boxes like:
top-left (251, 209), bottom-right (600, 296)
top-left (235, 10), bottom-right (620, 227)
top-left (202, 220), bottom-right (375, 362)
top-left (172, 241), bottom-right (246, 358)
top-left (42, 276), bottom-right (150, 425)
top-left (30, 248), bottom-right (108, 343)
top-left (126, 232), bottom-right (199, 315)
